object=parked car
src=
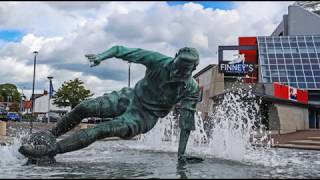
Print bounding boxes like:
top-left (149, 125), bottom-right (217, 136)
top-left (88, 117), bottom-right (100, 124)
top-left (81, 117), bottom-right (110, 124)
top-left (0, 108), bottom-right (8, 121)
top-left (42, 112), bottom-right (61, 123)
top-left (7, 112), bottom-right (21, 121)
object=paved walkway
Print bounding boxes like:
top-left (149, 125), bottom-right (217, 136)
top-left (271, 130), bottom-right (320, 144)
top-left (271, 130), bottom-right (320, 150)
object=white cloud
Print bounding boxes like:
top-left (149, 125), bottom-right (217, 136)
top-left (0, 1), bottom-right (294, 99)
top-left (0, 57), bottom-right (51, 87)
top-left (21, 34), bottom-right (63, 53)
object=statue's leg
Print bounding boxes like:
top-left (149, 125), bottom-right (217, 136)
top-left (19, 96), bottom-right (158, 158)
top-left (50, 87), bottom-right (133, 137)
top-left (55, 119), bottom-right (132, 154)
top-left (55, 98), bottom-right (159, 155)
top-left (18, 119), bottom-right (131, 162)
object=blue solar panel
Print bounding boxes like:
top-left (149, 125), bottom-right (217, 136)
top-left (257, 35), bottom-right (320, 89)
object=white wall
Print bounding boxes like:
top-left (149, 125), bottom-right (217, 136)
top-left (276, 104), bottom-right (309, 134)
top-left (34, 94), bottom-right (70, 113)
top-left (288, 5), bottom-right (320, 35)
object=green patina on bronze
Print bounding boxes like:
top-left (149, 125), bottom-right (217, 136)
top-left (19, 45), bottom-right (202, 164)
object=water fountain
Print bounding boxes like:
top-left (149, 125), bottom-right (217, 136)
top-left (135, 83), bottom-right (271, 161)
top-left (0, 86), bottom-right (319, 178)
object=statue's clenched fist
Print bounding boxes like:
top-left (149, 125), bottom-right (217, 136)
top-left (85, 54), bottom-right (101, 67)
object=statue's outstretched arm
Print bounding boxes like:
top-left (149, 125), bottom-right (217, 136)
top-left (85, 45), bottom-right (172, 68)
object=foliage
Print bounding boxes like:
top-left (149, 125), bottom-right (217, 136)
top-left (0, 83), bottom-right (22, 112)
top-left (9, 102), bottom-right (20, 112)
top-left (53, 78), bottom-right (94, 109)
top-left (0, 83), bottom-right (21, 102)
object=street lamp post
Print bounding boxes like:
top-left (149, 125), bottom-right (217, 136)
top-left (30, 51), bottom-right (38, 133)
top-left (47, 76), bottom-right (53, 123)
top-left (128, 62), bottom-right (131, 88)
top-left (19, 86), bottom-right (24, 113)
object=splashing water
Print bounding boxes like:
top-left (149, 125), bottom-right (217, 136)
top-left (0, 129), bottom-right (28, 167)
top-left (135, 85), bottom-right (273, 163)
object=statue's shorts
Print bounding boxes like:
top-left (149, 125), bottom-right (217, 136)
top-left (81, 87), bottom-right (159, 139)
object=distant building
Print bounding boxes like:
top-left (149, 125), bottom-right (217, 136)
top-left (195, 4), bottom-right (320, 134)
top-left (24, 90), bottom-right (71, 117)
top-left (193, 64), bottom-right (224, 120)
top-left (272, 4), bottom-right (320, 36)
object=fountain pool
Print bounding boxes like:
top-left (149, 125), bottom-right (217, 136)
top-left (1, 87), bottom-right (319, 178)
top-left (0, 139), bottom-right (319, 179)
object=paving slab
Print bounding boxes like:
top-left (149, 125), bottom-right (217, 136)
top-left (273, 143), bottom-right (320, 151)
top-left (287, 139), bottom-right (320, 146)
top-left (307, 137), bottom-right (320, 141)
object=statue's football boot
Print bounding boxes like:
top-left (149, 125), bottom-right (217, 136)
top-left (19, 130), bottom-right (58, 156)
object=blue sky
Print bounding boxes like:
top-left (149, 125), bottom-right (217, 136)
top-left (0, 29), bottom-right (24, 42)
top-left (167, 1), bottom-right (234, 10)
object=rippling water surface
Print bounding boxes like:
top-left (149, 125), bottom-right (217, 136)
top-left (1, 140), bottom-right (320, 179)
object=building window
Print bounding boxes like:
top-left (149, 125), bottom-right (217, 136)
top-left (306, 77), bottom-right (315, 82)
top-left (286, 64), bottom-right (294, 70)
top-left (272, 77), bottom-right (279, 82)
top-left (305, 71), bottom-right (313, 76)
top-left (307, 83), bottom-right (316, 88)
top-left (288, 76), bottom-right (297, 82)
top-left (314, 71), bottom-right (320, 76)
top-left (313, 66), bottom-right (320, 70)
top-left (303, 65), bottom-right (311, 70)
top-left (292, 54), bottom-right (300, 58)
top-left (258, 35), bottom-right (320, 89)
top-left (280, 77), bottom-right (288, 82)
top-left (298, 83), bottom-right (307, 89)
top-left (278, 58), bottom-right (285, 64)
top-left (278, 65), bottom-right (286, 70)
top-left (295, 65), bottom-right (302, 69)
top-left (276, 54), bottom-right (284, 58)
top-left (296, 71), bottom-right (304, 76)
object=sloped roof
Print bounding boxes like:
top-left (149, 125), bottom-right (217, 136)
top-left (24, 100), bottom-right (32, 109)
top-left (193, 64), bottom-right (216, 78)
top-left (30, 94), bottom-right (44, 100)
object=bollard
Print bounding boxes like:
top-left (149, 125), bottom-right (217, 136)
top-left (0, 120), bottom-right (6, 136)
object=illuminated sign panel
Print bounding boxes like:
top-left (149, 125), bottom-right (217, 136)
top-left (219, 62), bottom-right (255, 74)
top-left (218, 54), bottom-right (255, 74)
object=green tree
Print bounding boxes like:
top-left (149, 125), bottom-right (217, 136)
top-left (53, 78), bottom-right (94, 109)
top-left (0, 83), bottom-right (21, 111)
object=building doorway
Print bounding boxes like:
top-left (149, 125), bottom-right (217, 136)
top-left (309, 110), bottom-right (320, 129)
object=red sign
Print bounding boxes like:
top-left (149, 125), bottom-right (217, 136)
top-left (274, 82), bottom-right (308, 104)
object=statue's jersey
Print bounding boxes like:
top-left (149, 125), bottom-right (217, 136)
top-left (134, 62), bottom-right (199, 118)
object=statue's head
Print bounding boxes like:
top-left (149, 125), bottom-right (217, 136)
top-left (171, 47), bottom-right (199, 81)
